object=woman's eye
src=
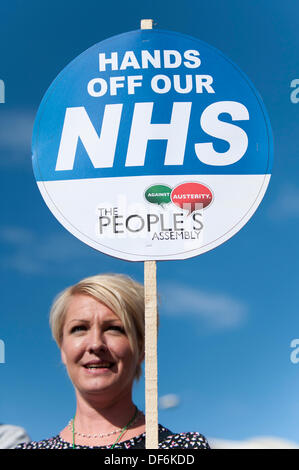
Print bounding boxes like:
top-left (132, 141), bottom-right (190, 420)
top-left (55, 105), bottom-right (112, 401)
top-left (108, 325), bottom-right (125, 333)
top-left (70, 325), bottom-right (86, 333)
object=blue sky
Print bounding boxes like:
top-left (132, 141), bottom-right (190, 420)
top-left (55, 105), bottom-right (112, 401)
top-left (1, 0), bottom-right (299, 445)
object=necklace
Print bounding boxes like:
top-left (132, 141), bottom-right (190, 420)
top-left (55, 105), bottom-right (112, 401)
top-left (71, 406), bottom-right (139, 449)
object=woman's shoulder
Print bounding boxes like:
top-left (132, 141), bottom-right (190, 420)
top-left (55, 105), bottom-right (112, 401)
top-left (15, 425), bottom-right (210, 450)
top-left (158, 426), bottom-right (210, 449)
top-left (15, 435), bottom-right (70, 449)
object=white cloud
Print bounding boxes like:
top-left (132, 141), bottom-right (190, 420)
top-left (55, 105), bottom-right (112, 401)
top-left (0, 226), bottom-right (35, 245)
top-left (208, 436), bottom-right (299, 449)
top-left (159, 394), bottom-right (180, 410)
top-left (0, 225), bottom-right (88, 274)
top-left (0, 109), bottom-right (35, 167)
top-left (268, 183), bottom-right (299, 219)
top-left (159, 282), bottom-right (247, 329)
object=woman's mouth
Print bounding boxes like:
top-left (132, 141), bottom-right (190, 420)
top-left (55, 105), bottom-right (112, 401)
top-left (84, 362), bottom-right (112, 369)
top-left (83, 362), bottom-right (114, 372)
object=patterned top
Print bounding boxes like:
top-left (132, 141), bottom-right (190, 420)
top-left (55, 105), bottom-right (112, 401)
top-left (16, 425), bottom-right (210, 449)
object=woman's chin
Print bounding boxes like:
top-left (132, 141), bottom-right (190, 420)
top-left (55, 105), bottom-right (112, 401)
top-left (76, 373), bottom-right (120, 396)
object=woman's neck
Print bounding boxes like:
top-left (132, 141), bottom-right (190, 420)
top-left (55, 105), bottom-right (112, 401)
top-left (73, 390), bottom-right (136, 434)
top-left (59, 391), bottom-right (145, 446)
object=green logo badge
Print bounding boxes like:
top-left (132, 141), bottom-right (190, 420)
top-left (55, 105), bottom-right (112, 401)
top-left (145, 184), bottom-right (172, 207)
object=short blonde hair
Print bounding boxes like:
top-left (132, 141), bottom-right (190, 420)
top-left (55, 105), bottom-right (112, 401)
top-left (49, 273), bottom-right (145, 380)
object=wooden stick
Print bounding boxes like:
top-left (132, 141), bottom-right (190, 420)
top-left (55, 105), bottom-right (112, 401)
top-left (144, 260), bottom-right (158, 449)
top-left (140, 18), bottom-right (158, 450)
top-left (140, 19), bottom-right (154, 29)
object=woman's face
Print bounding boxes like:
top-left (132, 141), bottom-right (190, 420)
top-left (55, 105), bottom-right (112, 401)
top-left (60, 294), bottom-right (140, 402)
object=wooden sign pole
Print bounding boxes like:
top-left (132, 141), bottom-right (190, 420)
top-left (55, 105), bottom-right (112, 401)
top-left (140, 19), bottom-right (158, 450)
top-left (144, 259), bottom-right (158, 449)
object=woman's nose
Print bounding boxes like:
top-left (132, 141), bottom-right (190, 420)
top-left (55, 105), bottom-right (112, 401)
top-left (87, 327), bottom-right (107, 354)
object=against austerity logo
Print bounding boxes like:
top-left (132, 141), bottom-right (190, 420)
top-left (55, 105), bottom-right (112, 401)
top-left (144, 182), bottom-right (213, 214)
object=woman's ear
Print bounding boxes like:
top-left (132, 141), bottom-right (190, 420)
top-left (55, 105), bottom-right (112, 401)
top-left (138, 348), bottom-right (145, 364)
top-left (61, 347), bottom-right (66, 365)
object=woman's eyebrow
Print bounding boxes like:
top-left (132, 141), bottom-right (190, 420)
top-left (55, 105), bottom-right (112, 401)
top-left (67, 318), bottom-right (90, 324)
top-left (66, 318), bottom-right (122, 325)
top-left (102, 317), bottom-right (123, 324)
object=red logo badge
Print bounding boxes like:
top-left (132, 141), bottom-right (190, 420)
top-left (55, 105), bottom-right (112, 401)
top-left (171, 182), bottom-right (213, 214)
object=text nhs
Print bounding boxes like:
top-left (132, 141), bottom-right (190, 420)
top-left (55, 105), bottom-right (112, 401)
top-left (55, 101), bottom-right (249, 171)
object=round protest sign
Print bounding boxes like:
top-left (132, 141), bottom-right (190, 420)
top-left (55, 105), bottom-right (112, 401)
top-left (32, 28), bottom-right (273, 261)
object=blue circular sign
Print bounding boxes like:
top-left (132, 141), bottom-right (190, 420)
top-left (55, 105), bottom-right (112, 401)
top-left (32, 29), bottom-right (273, 261)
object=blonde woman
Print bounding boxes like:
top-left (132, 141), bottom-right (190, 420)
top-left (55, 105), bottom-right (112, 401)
top-left (17, 274), bottom-right (209, 449)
